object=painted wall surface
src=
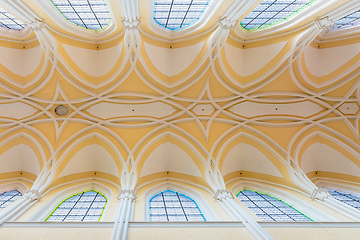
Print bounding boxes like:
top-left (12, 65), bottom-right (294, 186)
top-left (0, 228), bottom-right (112, 240)
top-left (265, 227), bottom-right (360, 240)
top-left (128, 227), bottom-right (252, 240)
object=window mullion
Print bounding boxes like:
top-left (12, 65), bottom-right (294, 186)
top-left (81, 192), bottom-right (98, 221)
top-left (161, 192), bottom-right (169, 221)
top-left (63, 192), bottom-right (84, 221)
top-left (176, 193), bottom-right (188, 221)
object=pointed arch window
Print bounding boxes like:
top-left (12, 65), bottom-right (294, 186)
top-left (50, 0), bottom-right (111, 30)
top-left (0, 6), bottom-right (25, 30)
top-left (237, 190), bottom-right (312, 222)
top-left (45, 191), bottom-right (107, 222)
top-left (329, 190), bottom-right (360, 210)
top-left (154, 0), bottom-right (211, 30)
top-left (241, 0), bottom-right (316, 30)
top-left (333, 10), bottom-right (360, 29)
top-left (0, 190), bottom-right (21, 210)
top-left (149, 190), bottom-right (205, 221)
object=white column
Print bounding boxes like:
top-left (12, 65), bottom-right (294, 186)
top-left (111, 190), bottom-right (137, 240)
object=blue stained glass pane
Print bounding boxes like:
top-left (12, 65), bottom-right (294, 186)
top-left (333, 10), bottom-right (360, 29)
top-left (0, 6), bottom-right (25, 30)
top-left (149, 190), bottom-right (205, 221)
top-left (329, 190), bottom-right (360, 210)
top-left (0, 190), bottom-right (21, 210)
top-left (241, 0), bottom-right (316, 30)
top-left (50, 0), bottom-right (111, 30)
top-left (46, 190), bottom-right (106, 222)
top-left (237, 190), bottom-right (312, 222)
top-left (154, 0), bottom-right (210, 30)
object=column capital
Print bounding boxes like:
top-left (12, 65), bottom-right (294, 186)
top-left (122, 19), bottom-right (140, 30)
top-left (218, 18), bottom-right (238, 30)
top-left (26, 19), bottom-right (44, 31)
top-left (117, 190), bottom-right (137, 201)
top-left (214, 189), bottom-right (234, 202)
top-left (315, 17), bottom-right (334, 30)
top-left (24, 189), bottom-right (41, 201)
top-left (311, 187), bottom-right (330, 201)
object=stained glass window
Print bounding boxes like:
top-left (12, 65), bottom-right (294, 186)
top-left (0, 6), bottom-right (25, 30)
top-left (50, 0), bottom-right (111, 30)
top-left (0, 190), bottom-right (21, 210)
top-left (237, 190), bottom-right (312, 222)
top-left (333, 10), bottom-right (360, 29)
top-left (45, 191), bottom-right (106, 222)
top-left (241, 0), bottom-right (315, 30)
top-left (149, 190), bottom-right (205, 221)
top-left (154, 0), bottom-right (210, 30)
top-left (329, 190), bottom-right (360, 210)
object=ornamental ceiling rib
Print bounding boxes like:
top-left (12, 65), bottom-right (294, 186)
top-left (333, 9), bottom-right (360, 29)
top-left (50, 0), bottom-right (111, 30)
top-left (0, 6), bottom-right (25, 30)
top-left (154, 0), bottom-right (210, 30)
top-left (241, 0), bottom-right (315, 30)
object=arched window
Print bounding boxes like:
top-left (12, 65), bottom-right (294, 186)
top-left (241, 0), bottom-right (315, 30)
top-left (333, 10), bottom-right (360, 29)
top-left (237, 190), bottom-right (312, 222)
top-left (149, 190), bottom-right (205, 221)
top-left (153, 0), bottom-right (210, 30)
top-left (0, 190), bottom-right (21, 210)
top-left (50, 0), bottom-right (111, 30)
top-left (0, 6), bottom-right (25, 30)
top-left (45, 190), bottom-right (106, 222)
top-left (329, 190), bottom-right (360, 210)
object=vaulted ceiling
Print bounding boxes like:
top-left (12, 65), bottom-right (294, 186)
top-left (0, 0), bottom-right (359, 195)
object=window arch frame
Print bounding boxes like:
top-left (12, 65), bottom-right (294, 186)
top-left (49, 0), bottom-right (112, 31)
top-left (0, 190), bottom-right (23, 211)
top-left (0, 2), bottom-right (32, 39)
top-left (33, 0), bottom-right (117, 39)
top-left (148, 0), bottom-right (223, 38)
top-left (231, 181), bottom-right (336, 222)
top-left (319, 1), bottom-right (360, 40)
top-left (0, 182), bottom-right (27, 210)
top-left (315, 180), bottom-right (360, 221)
top-left (28, 183), bottom-right (113, 222)
top-left (236, 189), bottom-right (313, 222)
top-left (328, 189), bottom-right (360, 211)
top-left (240, 0), bottom-right (317, 31)
top-left (143, 182), bottom-right (218, 222)
top-left (149, 190), bottom-right (206, 222)
top-left (44, 190), bottom-right (107, 222)
top-left (234, 0), bottom-right (338, 39)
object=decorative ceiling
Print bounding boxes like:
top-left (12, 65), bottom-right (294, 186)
top-left (0, 0), bottom-right (359, 196)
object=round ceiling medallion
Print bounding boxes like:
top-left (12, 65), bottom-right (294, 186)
top-left (55, 105), bottom-right (69, 116)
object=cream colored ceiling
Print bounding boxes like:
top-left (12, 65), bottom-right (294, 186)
top-left (0, 0), bottom-right (359, 195)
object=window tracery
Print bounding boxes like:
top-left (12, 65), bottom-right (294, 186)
top-left (0, 190), bottom-right (21, 210)
top-left (50, 0), bottom-right (111, 30)
top-left (237, 190), bottom-right (312, 222)
top-left (333, 9), bottom-right (360, 29)
top-left (241, 0), bottom-right (315, 30)
top-left (329, 190), bottom-right (360, 210)
top-left (149, 190), bottom-right (205, 221)
top-left (45, 190), bottom-right (106, 222)
top-left (0, 6), bottom-right (25, 30)
top-left (154, 0), bottom-right (210, 30)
